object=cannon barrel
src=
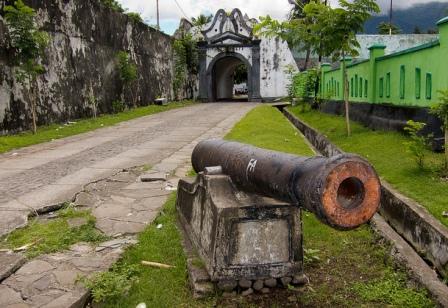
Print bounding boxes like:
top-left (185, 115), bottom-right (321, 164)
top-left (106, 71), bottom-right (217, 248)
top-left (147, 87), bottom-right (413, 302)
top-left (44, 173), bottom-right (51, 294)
top-left (192, 139), bottom-right (381, 230)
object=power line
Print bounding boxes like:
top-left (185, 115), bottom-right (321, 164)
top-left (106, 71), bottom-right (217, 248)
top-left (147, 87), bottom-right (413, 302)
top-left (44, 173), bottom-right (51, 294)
top-left (173, 0), bottom-right (190, 21)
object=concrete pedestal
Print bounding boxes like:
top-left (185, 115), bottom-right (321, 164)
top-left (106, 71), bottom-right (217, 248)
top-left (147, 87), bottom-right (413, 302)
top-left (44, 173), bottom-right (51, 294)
top-left (176, 172), bottom-right (304, 284)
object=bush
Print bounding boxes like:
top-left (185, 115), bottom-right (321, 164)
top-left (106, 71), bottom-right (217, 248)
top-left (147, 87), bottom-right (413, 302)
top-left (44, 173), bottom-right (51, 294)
top-left (112, 100), bottom-right (125, 113)
top-left (403, 120), bottom-right (432, 169)
top-left (100, 0), bottom-right (124, 12)
top-left (126, 12), bottom-right (143, 23)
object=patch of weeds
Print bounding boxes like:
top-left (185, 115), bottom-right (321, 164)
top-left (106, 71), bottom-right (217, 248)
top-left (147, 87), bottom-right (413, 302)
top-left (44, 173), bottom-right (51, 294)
top-left (303, 248), bottom-right (321, 265)
top-left (0, 206), bottom-right (108, 258)
top-left (187, 168), bottom-right (197, 177)
top-left (353, 270), bottom-right (434, 307)
top-left (79, 264), bottom-right (141, 303)
top-left (191, 257), bottom-right (206, 269)
top-left (142, 164), bottom-right (152, 172)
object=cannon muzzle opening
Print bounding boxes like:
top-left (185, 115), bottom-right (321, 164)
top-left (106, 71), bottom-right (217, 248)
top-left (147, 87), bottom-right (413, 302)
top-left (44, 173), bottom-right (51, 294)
top-left (313, 158), bottom-right (381, 230)
top-left (192, 139), bottom-right (381, 230)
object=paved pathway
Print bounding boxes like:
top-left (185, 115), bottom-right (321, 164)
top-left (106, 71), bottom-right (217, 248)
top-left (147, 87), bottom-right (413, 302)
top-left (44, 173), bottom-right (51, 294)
top-left (0, 102), bottom-right (256, 307)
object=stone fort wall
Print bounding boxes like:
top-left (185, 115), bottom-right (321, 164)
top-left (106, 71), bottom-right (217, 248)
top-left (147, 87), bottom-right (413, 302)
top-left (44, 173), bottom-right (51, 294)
top-left (0, 0), bottom-right (176, 134)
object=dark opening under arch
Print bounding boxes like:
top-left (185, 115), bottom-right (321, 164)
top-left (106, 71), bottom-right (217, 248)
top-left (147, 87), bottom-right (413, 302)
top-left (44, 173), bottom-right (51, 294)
top-left (207, 52), bottom-right (252, 102)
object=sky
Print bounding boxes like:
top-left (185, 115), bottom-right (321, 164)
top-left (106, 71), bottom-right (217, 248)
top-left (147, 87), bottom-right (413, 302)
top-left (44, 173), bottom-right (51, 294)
top-left (117, 0), bottom-right (448, 35)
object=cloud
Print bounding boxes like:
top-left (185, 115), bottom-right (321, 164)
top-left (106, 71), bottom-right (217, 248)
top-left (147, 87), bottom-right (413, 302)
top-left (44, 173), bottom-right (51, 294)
top-left (117, 0), bottom-right (448, 34)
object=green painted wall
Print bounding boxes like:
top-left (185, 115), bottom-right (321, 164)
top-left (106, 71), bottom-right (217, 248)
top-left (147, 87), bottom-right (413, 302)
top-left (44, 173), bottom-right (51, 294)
top-left (320, 17), bottom-right (448, 107)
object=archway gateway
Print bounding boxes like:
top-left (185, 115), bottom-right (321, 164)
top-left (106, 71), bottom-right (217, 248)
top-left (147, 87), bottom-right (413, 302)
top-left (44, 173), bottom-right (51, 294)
top-left (198, 9), bottom-right (262, 102)
top-left (209, 53), bottom-right (250, 102)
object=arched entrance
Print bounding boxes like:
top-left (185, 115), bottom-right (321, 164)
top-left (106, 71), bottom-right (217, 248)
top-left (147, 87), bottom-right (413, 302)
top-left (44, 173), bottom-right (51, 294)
top-left (211, 56), bottom-right (249, 102)
top-left (206, 52), bottom-right (252, 102)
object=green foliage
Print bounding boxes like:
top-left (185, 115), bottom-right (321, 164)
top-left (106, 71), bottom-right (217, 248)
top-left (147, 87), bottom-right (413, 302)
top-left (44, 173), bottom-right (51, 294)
top-left (126, 12), bottom-right (143, 23)
top-left (292, 69), bottom-right (319, 99)
top-left (4, 0), bottom-right (50, 133)
top-left (4, 0), bottom-right (49, 71)
top-left (431, 90), bottom-right (448, 170)
top-left (303, 248), bottom-right (321, 265)
top-left (191, 14), bottom-right (212, 27)
top-left (112, 100), bottom-right (125, 113)
top-left (80, 264), bottom-right (141, 303)
top-left (0, 206), bottom-right (108, 258)
top-left (403, 120), bottom-right (431, 170)
top-left (353, 271), bottom-right (433, 307)
top-left (173, 34), bottom-right (198, 98)
top-left (378, 22), bottom-right (401, 34)
top-left (99, 0), bottom-right (124, 12)
top-left (117, 51), bottom-right (137, 85)
top-left (116, 51), bottom-right (138, 106)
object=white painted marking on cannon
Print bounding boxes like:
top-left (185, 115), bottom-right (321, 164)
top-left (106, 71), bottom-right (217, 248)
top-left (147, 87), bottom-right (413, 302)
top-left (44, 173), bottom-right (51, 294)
top-left (246, 159), bottom-right (257, 180)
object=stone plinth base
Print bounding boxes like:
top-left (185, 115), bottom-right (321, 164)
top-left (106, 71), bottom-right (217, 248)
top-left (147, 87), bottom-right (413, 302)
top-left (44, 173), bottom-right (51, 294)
top-left (176, 172), bottom-right (304, 291)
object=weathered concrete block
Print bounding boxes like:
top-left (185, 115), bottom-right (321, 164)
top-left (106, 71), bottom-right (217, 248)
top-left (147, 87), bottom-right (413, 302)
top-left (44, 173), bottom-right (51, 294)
top-left (154, 98), bottom-right (168, 105)
top-left (176, 173), bottom-right (304, 282)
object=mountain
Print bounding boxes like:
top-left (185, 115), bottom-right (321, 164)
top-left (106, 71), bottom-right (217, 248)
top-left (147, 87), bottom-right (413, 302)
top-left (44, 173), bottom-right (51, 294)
top-left (364, 2), bottom-right (448, 34)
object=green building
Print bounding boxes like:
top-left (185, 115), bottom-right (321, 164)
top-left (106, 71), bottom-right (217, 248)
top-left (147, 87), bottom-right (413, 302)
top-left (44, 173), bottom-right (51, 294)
top-left (320, 16), bottom-right (448, 107)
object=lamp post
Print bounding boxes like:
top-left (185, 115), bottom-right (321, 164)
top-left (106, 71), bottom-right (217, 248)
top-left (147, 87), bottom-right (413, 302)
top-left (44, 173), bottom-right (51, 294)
top-left (156, 0), bottom-right (160, 30)
top-left (389, 0), bottom-right (393, 35)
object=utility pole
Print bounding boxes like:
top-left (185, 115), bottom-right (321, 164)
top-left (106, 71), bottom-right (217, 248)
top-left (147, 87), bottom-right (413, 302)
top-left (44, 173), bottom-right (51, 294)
top-left (389, 0), bottom-right (393, 35)
top-left (156, 0), bottom-right (160, 30)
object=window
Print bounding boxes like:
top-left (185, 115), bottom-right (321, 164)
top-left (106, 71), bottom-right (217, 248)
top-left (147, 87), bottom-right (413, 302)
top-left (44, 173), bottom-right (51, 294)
top-left (379, 77), bottom-right (384, 98)
top-left (355, 75), bottom-right (358, 97)
top-left (415, 68), bottom-right (421, 99)
top-left (360, 77), bottom-right (363, 98)
top-left (364, 80), bottom-right (368, 98)
top-left (400, 65), bottom-right (405, 99)
top-left (337, 82), bottom-right (340, 97)
top-left (426, 73), bottom-right (432, 99)
top-left (351, 78), bottom-right (354, 97)
top-left (386, 73), bottom-right (391, 98)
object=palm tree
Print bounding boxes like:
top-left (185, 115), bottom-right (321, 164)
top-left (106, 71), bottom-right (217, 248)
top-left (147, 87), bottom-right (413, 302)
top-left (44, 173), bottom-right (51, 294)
top-left (191, 14), bottom-right (212, 27)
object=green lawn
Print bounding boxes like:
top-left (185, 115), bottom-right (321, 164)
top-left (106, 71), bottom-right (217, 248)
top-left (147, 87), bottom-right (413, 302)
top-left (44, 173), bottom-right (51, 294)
top-left (0, 101), bottom-right (194, 154)
top-left (289, 107), bottom-right (448, 226)
top-left (93, 105), bottom-right (433, 307)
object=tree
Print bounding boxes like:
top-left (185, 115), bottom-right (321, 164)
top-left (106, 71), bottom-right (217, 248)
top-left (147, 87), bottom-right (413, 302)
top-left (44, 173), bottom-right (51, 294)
top-left (191, 14), bottom-right (212, 27)
top-left (117, 51), bottom-right (138, 107)
top-left (377, 22), bottom-right (401, 34)
top-left (287, 0), bottom-right (311, 20)
top-left (314, 0), bottom-right (380, 136)
top-left (413, 26), bottom-right (422, 34)
top-left (430, 90), bottom-right (448, 171)
top-left (4, 0), bottom-right (49, 134)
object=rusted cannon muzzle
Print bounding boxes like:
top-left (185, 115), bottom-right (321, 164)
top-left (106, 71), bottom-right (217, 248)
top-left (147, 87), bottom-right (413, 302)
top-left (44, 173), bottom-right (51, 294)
top-left (192, 139), bottom-right (381, 230)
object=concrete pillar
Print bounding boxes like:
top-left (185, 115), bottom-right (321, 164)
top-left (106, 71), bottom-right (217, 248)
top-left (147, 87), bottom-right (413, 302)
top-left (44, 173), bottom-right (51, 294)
top-left (368, 44), bottom-right (386, 104)
top-left (251, 40), bottom-right (262, 102)
top-left (197, 41), bottom-right (208, 102)
top-left (321, 63), bottom-right (331, 99)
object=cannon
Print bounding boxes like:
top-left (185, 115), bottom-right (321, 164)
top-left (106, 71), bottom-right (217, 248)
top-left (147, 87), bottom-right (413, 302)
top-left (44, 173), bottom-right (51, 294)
top-left (176, 139), bottom-right (381, 294)
top-left (192, 139), bottom-right (381, 230)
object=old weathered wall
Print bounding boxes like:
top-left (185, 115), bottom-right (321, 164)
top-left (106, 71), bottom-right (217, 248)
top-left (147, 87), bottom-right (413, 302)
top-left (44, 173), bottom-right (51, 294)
top-left (0, 0), bottom-right (176, 134)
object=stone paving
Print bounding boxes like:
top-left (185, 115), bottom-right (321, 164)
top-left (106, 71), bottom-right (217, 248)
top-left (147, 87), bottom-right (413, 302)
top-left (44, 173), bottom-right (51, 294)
top-left (0, 103), bottom-right (256, 307)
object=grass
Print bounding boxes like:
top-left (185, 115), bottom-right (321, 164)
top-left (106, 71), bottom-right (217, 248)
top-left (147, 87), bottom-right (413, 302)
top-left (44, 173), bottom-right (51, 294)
top-left (96, 194), bottom-right (214, 307)
top-left (0, 205), bottom-right (108, 258)
top-left (0, 101), bottom-right (195, 154)
top-left (93, 105), bottom-right (433, 307)
top-left (289, 107), bottom-right (448, 226)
